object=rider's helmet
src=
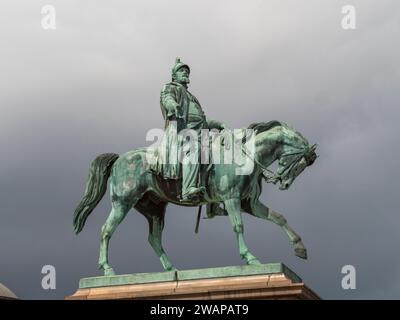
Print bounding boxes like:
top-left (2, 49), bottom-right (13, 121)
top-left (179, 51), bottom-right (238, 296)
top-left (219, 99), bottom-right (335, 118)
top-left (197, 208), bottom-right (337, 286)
top-left (172, 57), bottom-right (190, 81)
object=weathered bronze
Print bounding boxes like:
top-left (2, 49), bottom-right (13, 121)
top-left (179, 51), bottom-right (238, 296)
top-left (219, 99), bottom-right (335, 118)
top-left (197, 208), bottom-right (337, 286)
top-left (151, 58), bottom-right (225, 202)
top-left (73, 59), bottom-right (317, 276)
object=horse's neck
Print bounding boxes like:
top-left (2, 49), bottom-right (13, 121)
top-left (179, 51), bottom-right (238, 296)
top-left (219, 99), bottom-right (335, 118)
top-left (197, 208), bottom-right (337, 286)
top-left (255, 128), bottom-right (284, 167)
top-left (256, 126), bottom-right (308, 162)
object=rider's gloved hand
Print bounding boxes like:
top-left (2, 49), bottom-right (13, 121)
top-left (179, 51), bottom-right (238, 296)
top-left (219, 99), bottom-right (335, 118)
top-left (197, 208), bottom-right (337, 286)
top-left (219, 122), bottom-right (227, 130)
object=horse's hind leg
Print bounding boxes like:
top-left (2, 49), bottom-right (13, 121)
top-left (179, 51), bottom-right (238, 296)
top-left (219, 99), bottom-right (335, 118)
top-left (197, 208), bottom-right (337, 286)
top-left (244, 200), bottom-right (307, 259)
top-left (224, 198), bottom-right (261, 265)
top-left (144, 212), bottom-right (176, 272)
top-left (98, 199), bottom-right (131, 276)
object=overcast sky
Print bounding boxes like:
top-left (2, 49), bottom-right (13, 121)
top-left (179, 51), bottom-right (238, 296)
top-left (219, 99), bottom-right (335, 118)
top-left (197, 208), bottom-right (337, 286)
top-left (0, 0), bottom-right (399, 299)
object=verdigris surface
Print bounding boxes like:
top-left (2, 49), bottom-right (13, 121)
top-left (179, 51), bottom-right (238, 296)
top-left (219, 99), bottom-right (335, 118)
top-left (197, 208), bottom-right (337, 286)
top-left (73, 59), bottom-right (317, 276)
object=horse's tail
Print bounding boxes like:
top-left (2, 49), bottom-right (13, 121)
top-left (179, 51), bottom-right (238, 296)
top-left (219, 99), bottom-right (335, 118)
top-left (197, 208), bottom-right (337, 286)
top-left (73, 153), bottom-right (119, 234)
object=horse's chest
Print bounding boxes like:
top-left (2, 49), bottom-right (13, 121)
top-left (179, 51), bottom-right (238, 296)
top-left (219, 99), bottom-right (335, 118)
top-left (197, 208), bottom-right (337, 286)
top-left (209, 168), bottom-right (253, 200)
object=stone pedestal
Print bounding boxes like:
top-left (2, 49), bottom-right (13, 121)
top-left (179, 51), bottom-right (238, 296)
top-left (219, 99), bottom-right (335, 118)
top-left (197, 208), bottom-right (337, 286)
top-left (66, 263), bottom-right (320, 300)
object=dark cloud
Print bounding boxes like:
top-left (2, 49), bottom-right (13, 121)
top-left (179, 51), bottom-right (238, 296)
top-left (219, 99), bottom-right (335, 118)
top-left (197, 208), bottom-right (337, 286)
top-left (0, 0), bottom-right (399, 299)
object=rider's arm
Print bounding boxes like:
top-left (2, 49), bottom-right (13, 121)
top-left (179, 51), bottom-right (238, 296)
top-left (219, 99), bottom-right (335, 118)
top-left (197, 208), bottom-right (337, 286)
top-left (207, 119), bottom-right (226, 130)
top-left (160, 84), bottom-right (180, 119)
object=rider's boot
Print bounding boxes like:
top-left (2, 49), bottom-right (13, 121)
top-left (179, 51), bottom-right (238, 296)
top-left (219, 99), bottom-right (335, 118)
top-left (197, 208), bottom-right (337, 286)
top-left (181, 160), bottom-right (205, 202)
top-left (181, 186), bottom-right (205, 202)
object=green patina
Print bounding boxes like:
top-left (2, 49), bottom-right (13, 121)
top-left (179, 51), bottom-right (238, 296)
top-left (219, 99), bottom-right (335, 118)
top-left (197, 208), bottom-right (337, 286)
top-left (79, 263), bottom-right (301, 289)
top-left (73, 59), bottom-right (318, 276)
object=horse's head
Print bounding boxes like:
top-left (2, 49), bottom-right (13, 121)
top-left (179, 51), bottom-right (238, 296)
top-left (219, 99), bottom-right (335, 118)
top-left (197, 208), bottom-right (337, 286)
top-left (248, 121), bottom-right (317, 190)
top-left (276, 143), bottom-right (317, 190)
top-left (275, 125), bottom-right (317, 190)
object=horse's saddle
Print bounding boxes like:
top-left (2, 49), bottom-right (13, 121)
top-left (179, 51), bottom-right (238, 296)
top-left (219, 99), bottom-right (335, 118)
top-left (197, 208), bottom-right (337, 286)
top-left (148, 129), bottom-right (253, 218)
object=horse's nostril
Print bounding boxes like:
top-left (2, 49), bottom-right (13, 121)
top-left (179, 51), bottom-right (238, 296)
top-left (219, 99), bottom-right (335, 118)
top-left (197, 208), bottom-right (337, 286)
top-left (284, 181), bottom-right (291, 188)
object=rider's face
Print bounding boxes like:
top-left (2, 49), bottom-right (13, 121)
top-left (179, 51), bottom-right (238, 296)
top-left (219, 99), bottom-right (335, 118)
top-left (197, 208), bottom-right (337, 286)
top-left (175, 67), bottom-right (190, 84)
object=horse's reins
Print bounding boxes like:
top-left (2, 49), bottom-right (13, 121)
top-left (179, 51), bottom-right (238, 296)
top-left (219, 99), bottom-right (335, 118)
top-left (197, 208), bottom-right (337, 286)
top-left (241, 138), bottom-right (317, 184)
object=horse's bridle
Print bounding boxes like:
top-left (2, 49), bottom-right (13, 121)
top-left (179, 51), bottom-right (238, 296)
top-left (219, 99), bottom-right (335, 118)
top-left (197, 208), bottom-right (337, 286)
top-left (244, 143), bottom-right (317, 184)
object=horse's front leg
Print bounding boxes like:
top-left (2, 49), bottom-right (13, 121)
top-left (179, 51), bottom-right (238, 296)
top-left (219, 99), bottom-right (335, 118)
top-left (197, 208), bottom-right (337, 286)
top-left (246, 200), bottom-right (307, 259)
top-left (145, 213), bottom-right (177, 272)
top-left (224, 198), bottom-right (261, 265)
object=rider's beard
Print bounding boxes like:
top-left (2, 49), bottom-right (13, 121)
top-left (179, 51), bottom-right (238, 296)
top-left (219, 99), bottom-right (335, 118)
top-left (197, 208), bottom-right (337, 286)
top-left (181, 77), bottom-right (190, 84)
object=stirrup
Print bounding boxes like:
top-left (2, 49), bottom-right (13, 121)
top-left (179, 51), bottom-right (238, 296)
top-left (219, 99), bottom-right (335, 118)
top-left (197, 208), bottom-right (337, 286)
top-left (181, 187), bottom-right (205, 201)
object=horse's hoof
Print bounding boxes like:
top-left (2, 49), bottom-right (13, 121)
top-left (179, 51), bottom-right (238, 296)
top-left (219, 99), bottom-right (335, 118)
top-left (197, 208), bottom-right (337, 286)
top-left (104, 268), bottom-right (116, 276)
top-left (295, 248), bottom-right (308, 260)
top-left (165, 265), bottom-right (178, 272)
top-left (247, 258), bottom-right (262, 265)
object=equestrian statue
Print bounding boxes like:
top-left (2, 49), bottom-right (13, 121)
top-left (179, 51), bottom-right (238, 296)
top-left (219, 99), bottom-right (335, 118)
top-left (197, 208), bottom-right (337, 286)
top-left (73, 58), bottom-right (318, 276)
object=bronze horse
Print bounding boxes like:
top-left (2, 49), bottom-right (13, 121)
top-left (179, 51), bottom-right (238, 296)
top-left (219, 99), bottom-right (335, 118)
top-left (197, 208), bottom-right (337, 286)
top-left (73, 121), bottom-right (317, 276)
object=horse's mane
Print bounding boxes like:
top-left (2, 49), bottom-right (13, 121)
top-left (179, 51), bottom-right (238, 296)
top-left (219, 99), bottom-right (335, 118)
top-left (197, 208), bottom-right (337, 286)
top-left (248, 121), bottom-right (309, 146)
top-left (247, 120), bottom-right (284, 135)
